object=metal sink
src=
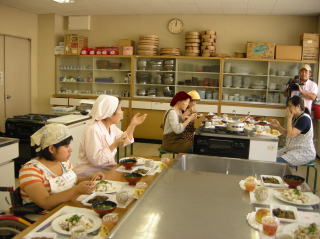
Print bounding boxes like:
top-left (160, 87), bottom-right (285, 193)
top-left (173, 154), bottom-right (291, 177)
top-left (0, 137), bottom-right (18, 147)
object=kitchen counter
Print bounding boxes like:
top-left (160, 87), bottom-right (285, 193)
top-left (109, 155), bottom-right (292, 239)
top-left (0, 136), bottom-right (19, 148)
top-left (196, 128), bottom-right (279, 142)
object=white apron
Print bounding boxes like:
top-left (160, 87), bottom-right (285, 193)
top-left (35, 160), bottom-right (78, 194)
top-left (278, 113), bottom-right (316, 166)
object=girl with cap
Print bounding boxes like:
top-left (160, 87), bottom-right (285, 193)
top-left (270, 95), bottom-right (316, 166)
top-left (182, 90), bottom-right (201, 142)
top-left (19, 123), bottom-right (104, 210)
top-left (75, 95), bottom-right (147, 176)
top-left (162, 91), bottom-right (197, 153)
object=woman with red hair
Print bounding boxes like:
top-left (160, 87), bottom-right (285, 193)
top-left (162, 91), bottom-right (197, 153)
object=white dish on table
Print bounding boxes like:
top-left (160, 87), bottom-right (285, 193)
top-left (277, 222), bottom-right (320, 239)
top-left (260, 175), bottom-right (285, 187)
top-left (81, 192), bottom-right (114, 207)
top-left (51, 213), bottom-right (101, 235)
top-left (94, 180), bottom-right (124, 194)
top-left (270, 204), bottom-right (298, 223)
top-left (273, 189), bottom-right (320, 206)
top-left (246, 212), bottom-right (261, 231)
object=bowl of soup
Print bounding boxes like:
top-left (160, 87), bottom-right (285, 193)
top-left (92, 200), bottom-right (117, 217)
top-left (124, 172), bottom-right (142, 186)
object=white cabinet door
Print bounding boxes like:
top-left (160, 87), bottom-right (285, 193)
top-left (68, 120), bottom-right (90, 167)
top-left (249, 140), bottom-right (278, 162)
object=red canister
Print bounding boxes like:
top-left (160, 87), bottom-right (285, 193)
top-left (80, 48), bottom-right (90, 55)
top-left (88, 48), bottom-right (96, 55)
top-left (108, 47), bottom-right (119, 55)
top-left (313, 103), bottom-right (320, 119)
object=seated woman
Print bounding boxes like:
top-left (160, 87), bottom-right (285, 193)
top-left (19, 123), bottom-right (104, 210)
top-left (75, 95), bottom-right (147, 177)
top-left (182, 90), bottom-right (201, 142)
top-left (270, 95), bottom-right (316, 166)
top-left (162, 91), bottom-right (197, 153)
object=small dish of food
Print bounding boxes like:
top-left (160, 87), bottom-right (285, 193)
top-left (133, 168), bottom-right (149, 176)
top-left (270, 204), bottom-right (297, 223)
top-left (92, 200), bottom-right (117, 217)
top-left (283, 175), bottom-right (305, 189)
top-left (260, 175), bottom-right (285, 187)
top-left (119, 158), bottom-right (137, 170)
top-left (94, 180), bottom-right (117, 193)
top-left (81, 192), bottom-right (111, 206)
top-left (124, 172), bottom-right (142, 186)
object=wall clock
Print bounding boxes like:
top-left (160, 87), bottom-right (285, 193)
top-left (168, 18), bottom-right (184, 34)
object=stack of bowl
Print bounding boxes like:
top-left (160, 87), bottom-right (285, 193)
top-left (137, 35), bottom-right (159, 56)
top-left (185, 32), bottom-right (200, 56)
top-left (200, 30), bottom-right (216, 57)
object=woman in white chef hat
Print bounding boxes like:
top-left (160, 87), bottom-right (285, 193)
top-left (75, 95), bottom-right (147, 177)
top-left (19, 123), bottom-right (104, 210)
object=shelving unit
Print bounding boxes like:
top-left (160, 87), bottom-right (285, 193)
top-left (55, 55), bottom-right (318, 108)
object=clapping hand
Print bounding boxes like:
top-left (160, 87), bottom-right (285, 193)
top-left (270, 119), bottom-right (281, 129)
top-left (115, 132), bottom-right (128, 147)
top-left (130, 113), bottom-right (147, 126)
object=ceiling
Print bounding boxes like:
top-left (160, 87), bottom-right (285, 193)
top-left (0, 0), bottom-right (319, 16)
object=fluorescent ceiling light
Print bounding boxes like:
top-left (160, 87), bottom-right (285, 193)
top-left (53, 0), bottom-right (75, 3)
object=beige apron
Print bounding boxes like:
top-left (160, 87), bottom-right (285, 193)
top-left (162, 110), bottom-right (193, 153)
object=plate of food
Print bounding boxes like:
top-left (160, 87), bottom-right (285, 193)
top-left (260, 175), bottom-right (285, 187)
top-left (246, 208), bottom-right (271, 230)
top-left (81, 192), bottom-right (112, 207)
top-left (273, 189), bottom-right (320, 206)
top-left (132, 167), bottom-right (150, 176)
top-left (270, 204), bottom-right (298, 223)
top-left (51, 213), bottom-right (101, 235)
top-left (94, 180), bottom-right (123, 194)
top-left (277, 222), bottom-right (320, 239)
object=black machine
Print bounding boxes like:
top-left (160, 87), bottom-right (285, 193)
top-left (193, 127), bottom-right (250, 159)
top-left (5, 114), bottom-right (58, 177)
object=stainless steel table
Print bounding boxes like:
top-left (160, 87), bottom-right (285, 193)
top-left (109, 155), bottom-right (293, 239)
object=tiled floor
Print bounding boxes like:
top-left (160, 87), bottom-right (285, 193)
top-left (123, 142), bottom-right (320, 196)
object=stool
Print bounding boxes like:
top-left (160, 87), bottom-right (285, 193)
top-left (305, 161), bottom-right (318, 193)
top-left (158, 147), bottom-right (175, 158)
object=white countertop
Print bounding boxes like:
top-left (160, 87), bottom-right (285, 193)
top-left (47, 114), bottom-right (91, 125)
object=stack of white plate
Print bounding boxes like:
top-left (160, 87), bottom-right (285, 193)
top-left (251, 80), bottom-right (266, 89)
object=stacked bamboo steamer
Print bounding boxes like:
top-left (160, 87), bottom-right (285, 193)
top-left (201, 30), bottom-right (216, 57)
top-left (160, 48), bottom-right (180, 56)
top-left (185, 32), bottom-right (200, 56)
top-left (137, 34), bottom-right (159, 56)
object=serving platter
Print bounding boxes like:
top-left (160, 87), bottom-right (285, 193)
top-left (51, 213), bottom-right (101, 235)
top-left (277, 222), bottom-right (320, 238)
top-left (273, 190), bottom-right (320, 206)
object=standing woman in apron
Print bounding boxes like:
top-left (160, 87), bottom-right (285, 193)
top-left (182, 90), bottom-right (201, 143)
top-left (162, 91), bottom-right (197, 153)
top-left (270, 95), bottom-right (316, 166)
top-left (19, 123), bottom-right (105, 210)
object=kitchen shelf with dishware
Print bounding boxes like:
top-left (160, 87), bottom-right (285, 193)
top-left (55, 55), bottom-right (318, 113)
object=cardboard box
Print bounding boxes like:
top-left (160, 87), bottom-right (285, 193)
top-left (302, 47), bottom-right (319, 60)
top-left (301, 33), bottom-right (319, 48)
top-left (64, 34), bottom-right (88, 55)
top-left (275, 45), bottom-right (302, 60)
top-left (247, 42), bottom-right (275, 59)
top-left (117, 39), bottom-right (135, 55)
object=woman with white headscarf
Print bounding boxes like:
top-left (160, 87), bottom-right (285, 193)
top-left (19, 123), bottom-right (104, 210)
top-left (75, 95), bottom-right (147, 177)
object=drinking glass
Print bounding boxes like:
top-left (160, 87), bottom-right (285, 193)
top-left (100, 213), bottom-right (119, 238)
top-left (262, 216), bottom-right (279, 236)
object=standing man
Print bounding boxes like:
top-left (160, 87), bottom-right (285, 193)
top-left (286, 64), bottom-right (318, 113)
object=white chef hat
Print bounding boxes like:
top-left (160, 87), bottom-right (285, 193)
top-left (90, 95), bottom-right (119, 121)
top-left (31, 123), bottom-right (71, 152)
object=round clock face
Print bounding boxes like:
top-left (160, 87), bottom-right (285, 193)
top-left (168, 18), bottom-right (184, 34)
